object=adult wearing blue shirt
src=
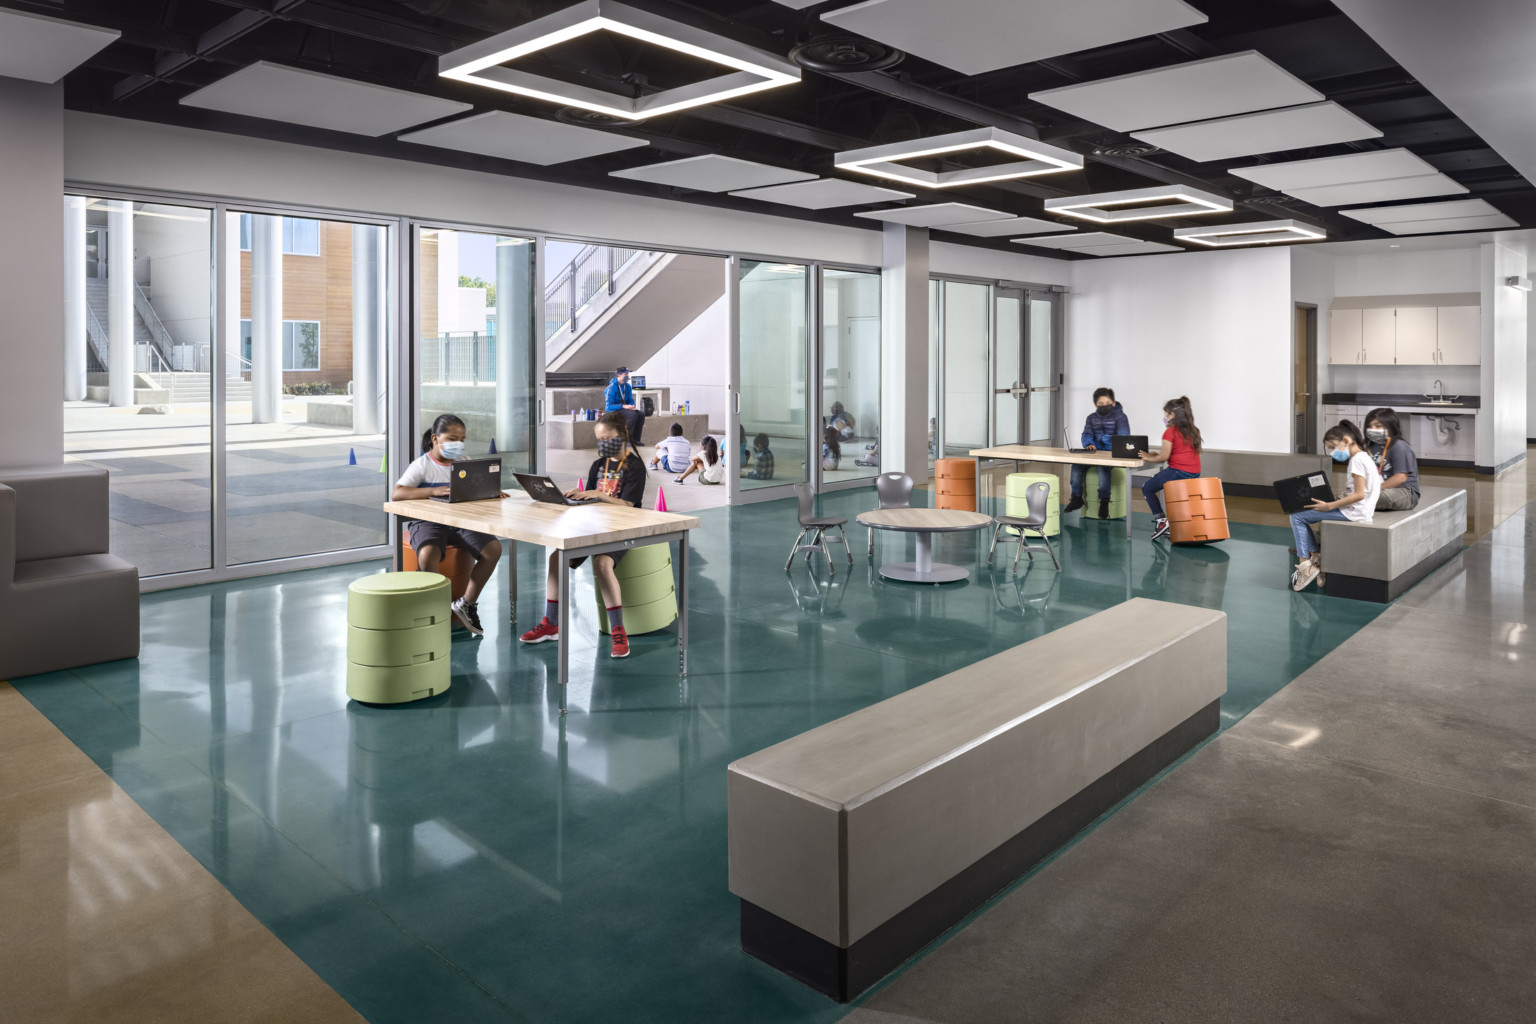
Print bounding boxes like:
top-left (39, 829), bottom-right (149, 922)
top-left (1064, 387), bottom-right (1131, 518)
top-left (605, 366), bottom-right (646, 451)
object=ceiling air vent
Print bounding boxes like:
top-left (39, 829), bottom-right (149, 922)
top-left (790, 37), bottom-right (905, 73)
top-left (555, 106), bottom-right (645, 129)
top-left (1091, 141), bottom-right (1162, 158)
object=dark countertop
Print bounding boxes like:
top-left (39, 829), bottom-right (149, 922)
top-left (1322, 393), bottom-right (1480, 409)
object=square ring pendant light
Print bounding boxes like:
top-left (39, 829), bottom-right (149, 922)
top-left (438, 0), bottom-right (800, 120)
top-left (1174, 219), bottom-right (1326, 246)
top-left (834, 127), bottom-right (1082, 188)
top-left (1043, 185), bottom-right (1231, 222)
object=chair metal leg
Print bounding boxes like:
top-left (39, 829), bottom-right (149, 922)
top-left (1040, 531), bottom-right (1061, 571)
top-left (987, 523), bottom-right (1000, 564)
top-left (1011, 535), bottom-right (1023, 574)
top-left (867, 527), bottom-right (874, 557)
top-left (805, 527), bottom-right (821, 564)
top-left (784, 528), bottom-right (808, 571)
top-left (838, 525), bottom-right (853, 564)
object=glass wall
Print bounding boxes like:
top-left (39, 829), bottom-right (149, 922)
top-left (819, 268), bottom-right (880, 484)
top-left (941, 280), bottom-right (991, 456)
top-left (1027, 293), bottom-right (1059, 445)
top-left (225, 211), bottom-right (393, 566)
top-left (416, 228), bottom-right (536, 489)
top-left (738, 260), bottom-right (809, 493)
top-left (994, 291), bottom-right (1023, 447)
top-left (63, 197), bottom-right (213, 578)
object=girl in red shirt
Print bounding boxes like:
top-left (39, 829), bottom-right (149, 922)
top-left (1138, 396), bottom-right (1202, 541)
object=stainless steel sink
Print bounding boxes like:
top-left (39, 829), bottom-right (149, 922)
top-left (1424, 400), bottom-right (1463, 406)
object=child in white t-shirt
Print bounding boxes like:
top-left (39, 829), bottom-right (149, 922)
top-left (1290, 420), bottom-right (1382, 592)
top-left (649, 422), bottom-right (691, 475)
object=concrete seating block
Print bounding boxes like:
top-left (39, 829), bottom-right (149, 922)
top-left (1319, 486), bottom-right (1466, 602)
top-left (728, 598), bottom-right (1226, 1001)
top-left (1006, 472), bottom-right (1059, 536)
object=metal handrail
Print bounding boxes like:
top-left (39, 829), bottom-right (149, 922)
top-left (84, 303), bottom-right (110, 371)
top-left (133, 282), bottom-right (179, 369)
top-left (543, 245), bottom-right (655, 340)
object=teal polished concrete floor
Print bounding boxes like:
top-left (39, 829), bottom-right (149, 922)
top-left (13, 489), bottom-right (1385, 1023)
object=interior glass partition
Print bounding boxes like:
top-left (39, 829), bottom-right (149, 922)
top-left (63, 197), bottom-right (214, 578)
top-left (819, 267), bottom-right (881, 484)
top-left (738, 260), bottom-right (810, 494)
top-left (416, 227), bottom-right (537, 490)
top-left (1026, 291), bottom-right (1062, 445)
top-left (941, 280), bottom-right (991, 456)
top-left (993, 290), bottom-right (1024, 447)
top-left (225, 211), bottom-right (394, 566)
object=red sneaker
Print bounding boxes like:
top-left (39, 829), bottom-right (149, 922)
top-left (610, 626), bottom-right (630, 659)
top-left (519, 618), bottom-right (559, 644)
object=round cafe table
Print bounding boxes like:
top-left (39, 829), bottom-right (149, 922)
top-left (856, 508), bottom-right (993, 584)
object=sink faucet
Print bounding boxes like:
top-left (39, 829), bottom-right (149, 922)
top-left (1433, 379), bottom-right (1444, 398)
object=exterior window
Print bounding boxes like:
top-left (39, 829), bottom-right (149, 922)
top-left (238, 215), bottom-right (321, 256)
top-left (240, 319), bottom-right (321, 370)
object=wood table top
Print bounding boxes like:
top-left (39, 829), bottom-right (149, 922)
top-left (969, 444), bottom-right (1146, 468)
top-left (385, 496), bottom-right (700, 550)
top-left (857, 508), bottom-right (994, 532)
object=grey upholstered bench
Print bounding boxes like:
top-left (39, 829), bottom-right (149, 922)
top-left (727, 597), bottom-right (1226, 1001)
top-left (1319, 485), bottom-right (1467, 602)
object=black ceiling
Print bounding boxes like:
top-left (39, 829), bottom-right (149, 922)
top-left (15, 0), bottom-right (1536, 258)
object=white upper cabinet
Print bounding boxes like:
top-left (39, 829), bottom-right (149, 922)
top-left (1435, 305), bottom-right (1481, 365)
top-left (1393, 307), bottom-right (1438, 365)
top-left (1361, 308), bottom-right (1396, 365)
top-left (1329, 308), bottom-right (1363, 364)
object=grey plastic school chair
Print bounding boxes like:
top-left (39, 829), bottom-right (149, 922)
top-left (988, 480), bottom-right (1061, 573)
top-left (867, 472), bottom-right (914, 555)
top-left (785, 483), bottom-right (853, 574)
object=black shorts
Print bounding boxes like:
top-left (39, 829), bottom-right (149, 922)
top-left (407, 520), bottom-right (497, 558)
top-left (568, 548), bottom-right (626, 570)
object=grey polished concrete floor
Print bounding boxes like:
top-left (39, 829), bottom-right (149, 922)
top-left (846, 504), bottom-right (1536, 1024)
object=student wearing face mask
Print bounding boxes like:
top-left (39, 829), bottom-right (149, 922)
top-left (519, 411), bottom-right (648, 659)
top-left (1064, 387), bottom-right (1131, 518)
top-left (392, 413), bottom-right (503, 636)
top-left (1289, 419), bottom-right (1382, 592)
top-left (1362, 407), bottom-right (1420, 511)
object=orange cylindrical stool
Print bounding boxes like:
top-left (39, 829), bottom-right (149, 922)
top-left (400, 528), bottom-right (474, 601)
top-left (1163, 477), bottom-right (1230, 545)
top-left (934, 458), bottom-right (977, 511)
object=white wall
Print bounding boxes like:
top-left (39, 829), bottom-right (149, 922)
top-left (1332, 247), bottom-right (1481, 296)
top-left (634, 296), bottom-right (729, 433)
top-left (1067, 247), bottom-right (1294, 453)
top-left (133, 205), bottom-right (214, 351)
top-left (1482, 241), bottom-right (1528, 469)
top-left (0, 79), bottom-right (64, 465)
top-left (929, 240), bottom-right (1071, 288)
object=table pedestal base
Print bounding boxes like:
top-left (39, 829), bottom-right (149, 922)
top-left (879, 530), bottom-right (969, 584)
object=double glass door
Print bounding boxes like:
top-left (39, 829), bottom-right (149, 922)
top-left (993, 288), bottom-right (1061, 448)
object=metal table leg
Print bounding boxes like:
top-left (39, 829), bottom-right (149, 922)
top-left (507, 538), bottom-right (517, 623)
top-left (677, 533), bottom-right (689, 677)
top-left (557, 550), bottom-right (570, 715)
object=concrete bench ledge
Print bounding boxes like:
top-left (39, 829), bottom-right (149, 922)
top-left (1320, 485), bottom-right (1467, 602)
top-left (1134, 449), bottom-right (1330, 497)
top-left (727, 597), bottom-right (1226, 1001)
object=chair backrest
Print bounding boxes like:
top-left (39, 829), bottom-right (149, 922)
top-left (1024, 481), bottom-right (1052, 527)
top-left (875, 472), bottom-right (914, 510)
top-left (794, 482), bottom-right (816, 524)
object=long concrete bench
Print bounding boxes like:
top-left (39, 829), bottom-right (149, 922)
top-left (1320, 485), bottom-right (1466, 602)
top-left (727, 598), bottom-right (1226, 1002)
top-left (1129, 449), bottom-right (1330, 498)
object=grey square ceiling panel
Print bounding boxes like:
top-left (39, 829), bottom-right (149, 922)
top-left (399, 110), bottom-right (647, 165)
top-left (1284, 174), bottom-right (1468, 208)
top-left (1013, 232), bottom-right (1138, 250)
top-left (1074, 241), bottom-right (1184, 256)
top-left (1029, 51), bottom-right (1321, 132)
top-left (181, 62), bottom-right (471, 136)
top-left (0, 8), bottom-right (119, 84)
top-left (822, 0), bottom-right (1207, 76)
top-left (942, 217), bottom-right (1078, 238)
top-left (1376, 214), bottom-right (1518, 235)
top-left (1132, 102), bottom-right (1382, 163)
top-left (852, 203), bottom-right (1013, 227)
top-left (729, 179), bottom-right (915, 209)
top-left (609, 155), bottom-right (815, 192)
top-left (1228, 148), bottom-right (1439, 191)
top-left (1338, 198), bottom-right (1504, 225)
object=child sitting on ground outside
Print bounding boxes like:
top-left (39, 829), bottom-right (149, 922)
top-left (746, 433), bottom-right (775, 480)
top-left (650, 422), bottom-right (691, 475)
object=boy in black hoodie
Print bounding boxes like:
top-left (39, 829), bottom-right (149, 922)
top-left (1064, 387), bottom-right (1131, 517)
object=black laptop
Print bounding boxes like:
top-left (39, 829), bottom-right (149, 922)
top-left (1274, 472), bottom-right (1336, 515)
top-left (430, 457), bottom-right (502, 502)
top-left (514, 472), bottom-right (601, 506)
top-left (1111, 435), bottom-right (1149, 460)
top-left (1063, 430), bottom-right (1091, 454)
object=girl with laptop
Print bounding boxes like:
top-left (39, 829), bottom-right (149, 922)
top-left (1290, 420), bottom-right (1382, 592)
top-left (392, 412), bottom-right (502, 637)
top-left (519, 411), bottom-right (648, 659)
top-left (1137, 396), bottom-right (1203, 541)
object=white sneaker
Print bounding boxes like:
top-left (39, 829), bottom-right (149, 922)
top-left (673, 475), bottom-right (685, 484)
top-left (1151, 517), bottom-right (1170, 541)
top-left (1291, 559), bottom-right (1321, 592)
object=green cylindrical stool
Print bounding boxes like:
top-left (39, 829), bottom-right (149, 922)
top-left (1083, 466), bottom-right (1130, 520)
top-left (347, 572), bottom-right (451, 704)
top-left (1006, 472), bottom-right (1060, 537)
top-left (594, 542), bottom-right (678, 636)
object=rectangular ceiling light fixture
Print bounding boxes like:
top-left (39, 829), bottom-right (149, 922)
top-left (1043, 185), bottom-right (1231, 223)
top-left (438, 0), bottom-right (800, 120)
top-left (1174, 219), bottom-right (1326, 246)
top-left (834, 128), bottom-right (1082, 188)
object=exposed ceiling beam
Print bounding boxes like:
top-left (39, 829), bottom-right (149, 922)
top-left (111, 0), bottom-right (313, 104)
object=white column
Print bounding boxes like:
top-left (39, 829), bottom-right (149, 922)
top-left (880, 223), bottom-right (931, 484)
top-left (225, 213), bottom-right (242, 379)
top-left (496, 237), bottom-right (534, 456)
top-left (62, 196), bottom-right (87, 402)
top-left (249, 214), bottom-right (283, 423)
top-left (107, 200), bottom-right (135, 407)
top-left (351, 224), bottom-right (386, 436)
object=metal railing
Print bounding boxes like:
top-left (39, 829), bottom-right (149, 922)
top-left (543, 245), bottom-right (657, 341)
top-left (133, 282), bottom-right (181, 370)
top-left (421, 332), bottom-right (498, 386)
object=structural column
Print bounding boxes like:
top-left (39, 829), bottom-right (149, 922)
top-left (496, 236), bottom-right (534, 457)
top-left (880, 223), bottom-right (931, 484)
top-left (351, 224), bottom-right (386, 436)
top-left (249, 214), bottom-right (283, 423)
top-left (62, 195), bottom-right (87, 402)
top-left (224, 213), bottom-right (242, 380)
top-left (107, 200), bottom-right (136, 407)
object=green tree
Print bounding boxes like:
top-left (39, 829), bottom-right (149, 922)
top-left (458, 274), bottom-right (496, 308)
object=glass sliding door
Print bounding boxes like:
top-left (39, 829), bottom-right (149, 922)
top-left (416, 227), bottom-right (537, 490)
top-left (224, 211), bottom-right (394, 566)
top-left (819, 267), bottom-right (880, 485)
top-left (941, 280), bottom-right (991, 457)
top-left (736, 260), bottom-right (810, 496)
top-left (993, 289), bottom-right (1024, 447)
top-left (63, 197), bottom-right (214, 578)
top-left (1025, 290), bottom-right (1062, 446)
